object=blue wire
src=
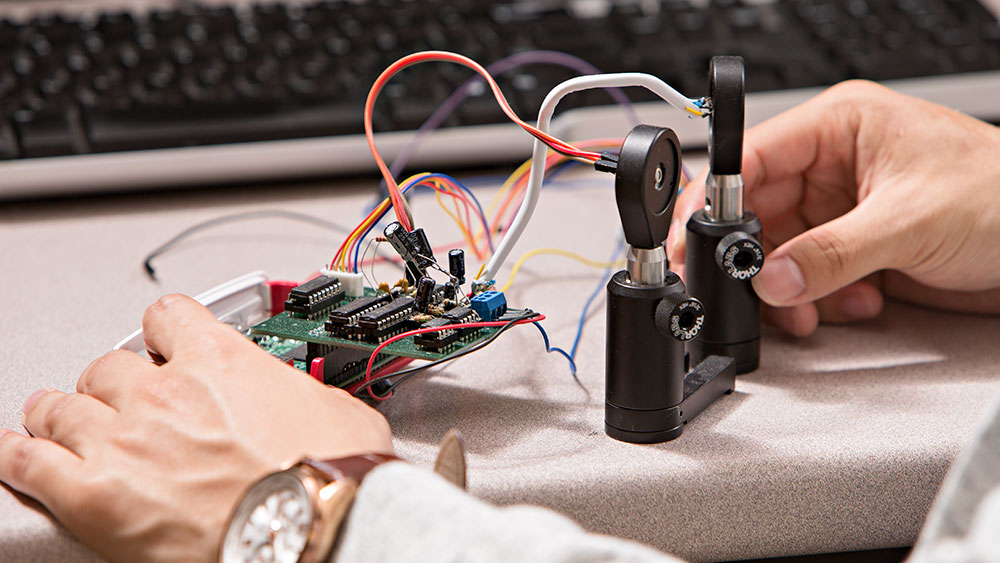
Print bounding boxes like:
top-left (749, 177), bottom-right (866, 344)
top-left (352, 173), bottom-right (493, 272)
top-left (531, 321), bottom-right (579, 379)
top-left (570, 239), bottom-right (626, 360)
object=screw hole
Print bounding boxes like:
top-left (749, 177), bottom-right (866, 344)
top-left (733, 250), bottom-right (753, 269)
top-left (678, 311), bottom-right (696, 330)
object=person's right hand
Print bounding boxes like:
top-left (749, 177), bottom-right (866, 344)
top-left (668, 80), bottom-right (1000, 336)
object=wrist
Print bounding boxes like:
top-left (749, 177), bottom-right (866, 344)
top-left (219, 453), bottom-right (400, 563)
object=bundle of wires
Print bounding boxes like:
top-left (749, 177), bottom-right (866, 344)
top-left (343, 138), bottom-right (629, 276)
top-left (362, 51), bottom-right (609, 234)
top-left (332, 50), bottom-right (705, 399)
top-left (330, 172), bottom-right (494, 273)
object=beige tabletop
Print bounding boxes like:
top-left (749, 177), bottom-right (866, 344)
top-left (1, 171), bottom-right (998, 562)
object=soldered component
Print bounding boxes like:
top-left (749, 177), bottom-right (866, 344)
top-left (415, 306), bottom-right (482, 350)
top-left (414, 276), bottom-right (435, 313)
top-left (413, 317), bottom-right (461, 350)
top-left (384, 222), bottom-right (435, 283)
top-left (448, 249), bottom-right (466, 284)
top-left (284, 275), bottom-right (344, 318)
top-left (325, 294), bottom-right (392, 334)
top-left (357, 296), bottom-right (416, 341)
top-left (470, 290), bottom-right (507, 321)
top-left (442, 306), bottom-right (479, 323)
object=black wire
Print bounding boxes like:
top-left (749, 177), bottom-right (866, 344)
top-left (352, 310), bottom-right (539, 400)
top-left (142, 210), bottom-right (352, 280)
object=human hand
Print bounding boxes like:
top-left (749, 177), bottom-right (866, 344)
top-left (668, 80), bottom-right (1000, 336)
top-left (0, 294), bottom-right (393, 563)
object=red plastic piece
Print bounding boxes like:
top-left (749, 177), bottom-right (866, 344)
top-left (309, 357), bottom-right (325, 383)
top-left (267, 280), bottom-right (299, 315)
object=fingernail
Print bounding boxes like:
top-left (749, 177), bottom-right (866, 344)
top-left (755, 256), bottom-right (806, 305)
top-left (840, 295), bottom-right (878, 319)
top-left (23, 388), bottom-right (55, 415)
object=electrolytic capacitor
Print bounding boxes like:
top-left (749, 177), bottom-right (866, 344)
top-left (414, 276), bottom-right (435, 312)
top-left (448, 249), bottom-right (466, 285)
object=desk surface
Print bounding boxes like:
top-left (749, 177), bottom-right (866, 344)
top-left (1, 173), bottom-right (998, 563)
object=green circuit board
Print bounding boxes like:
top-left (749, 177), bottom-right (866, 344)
top-left (250, 310), bottom-right (499, 361)
top-left (248, 284), bottom-right (509, 393)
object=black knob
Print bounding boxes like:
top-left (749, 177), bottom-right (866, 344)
top-left (715, 231), bottom-right (764, 280)
top-left (655, 293), bottom-right (705, 341)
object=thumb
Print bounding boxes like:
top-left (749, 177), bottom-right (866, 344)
top-left (752, 205), bottom-right (897, 307)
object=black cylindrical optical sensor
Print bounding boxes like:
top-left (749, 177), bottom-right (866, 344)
top-left (605, 271), bottom-right (689, 443)
top-left (684, 210), bottom-right (762, 374)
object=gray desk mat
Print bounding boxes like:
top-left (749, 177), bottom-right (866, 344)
top-left (1, 176), bottom-right (998, 562)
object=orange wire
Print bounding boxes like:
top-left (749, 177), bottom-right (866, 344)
top-left (363, 51), bottom-right (603, 233)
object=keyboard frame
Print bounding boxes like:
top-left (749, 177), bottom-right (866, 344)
top-left (2, 0), bottom-right (999, 199)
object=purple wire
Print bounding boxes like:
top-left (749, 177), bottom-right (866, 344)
top-left (386, 50), bottom-right (641, 182)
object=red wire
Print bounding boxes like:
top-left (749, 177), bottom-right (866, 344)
top-left (364, 51), bottom-right (602, 233)
top-left (362, 314), bottom-right (545, 401)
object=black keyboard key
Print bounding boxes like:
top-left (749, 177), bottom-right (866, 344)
top-left (0, 119), bottom-right (19, 159)
top-left (14, 107), bottom-right (86, 157)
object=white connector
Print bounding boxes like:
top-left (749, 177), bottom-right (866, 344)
top-left (322, 267), bottom-right (365, 297)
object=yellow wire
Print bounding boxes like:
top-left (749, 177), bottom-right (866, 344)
top-left (484, 157), bottom-right (533, 218)
top-left (499, 248), bottom-right (626, 292)
top-left (433, 179), bottom-right (479, 258)
top-left (337, 172), bottom-right (434, 270)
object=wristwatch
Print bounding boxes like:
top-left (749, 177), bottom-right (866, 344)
top-left (219, 453), bottom-right (398, 563)
top-left (219, 430), bottom-right (466, 563)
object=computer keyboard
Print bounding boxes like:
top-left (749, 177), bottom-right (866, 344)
top-left (2, 0), bottom-right (999, 198)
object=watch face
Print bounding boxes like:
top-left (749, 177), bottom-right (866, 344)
top-left (222, 471), bottom-right (316, 563)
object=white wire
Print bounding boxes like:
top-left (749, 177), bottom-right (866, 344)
top-left (476, 73), bottom-right (704, 283)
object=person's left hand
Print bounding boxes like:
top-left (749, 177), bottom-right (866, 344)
top-left (0, 294), bottom-right (394, 563)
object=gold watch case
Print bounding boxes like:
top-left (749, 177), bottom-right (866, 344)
top-left (219, 463), bottom-right (359, 563)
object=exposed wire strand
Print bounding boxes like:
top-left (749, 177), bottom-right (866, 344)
top-left (477, 73), bottom-right (707, 283)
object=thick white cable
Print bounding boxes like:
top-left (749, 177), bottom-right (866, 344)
top-left (476, 73), bottom-right (704, 283)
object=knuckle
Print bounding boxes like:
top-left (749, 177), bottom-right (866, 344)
top-left (40, 394), bottom-right (79, 438)
top-left (823, 80), bottom-right (898, 115)
top-left (827, 79), bottom-right (886, 100)
top-left (78, 350), bottom-right (128, 393)
top-left (143, 293), bottom-right (188, 324)
top-left (806, 228), bottom-right (850, 277)
top-left (2, 435), bottom-right (33, 483)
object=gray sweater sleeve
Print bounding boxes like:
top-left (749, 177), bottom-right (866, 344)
top-left (331, 461), bottom-right (683, 563)
top-left (334, 395), bottom-right (1000, 563)
top-left (906, 396), bottom-right (1000, 563)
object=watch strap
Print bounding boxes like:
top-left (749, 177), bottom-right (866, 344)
top-left (301, 453), bottom-right (399, 484)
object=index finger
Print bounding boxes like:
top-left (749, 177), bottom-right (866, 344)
top-left (670, 80), bottom-right (876, 263)
top-left (141, 293), bottom-right (222, 361)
